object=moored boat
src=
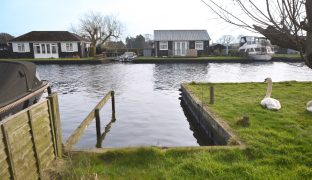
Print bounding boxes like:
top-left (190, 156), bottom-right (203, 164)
top-left (238, 36), bottom-right (274, 61)
top-left (0, 61), bottom-right (49, 120)
top-left (114, 52), bottom-right (137, 62)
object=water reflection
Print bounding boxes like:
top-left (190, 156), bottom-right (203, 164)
top-left (153, 63), bottom-right (209, 90)
top-left (180, 100), bottom-right (214, 146)
top-left (37, 62), bottom-right (312, 148)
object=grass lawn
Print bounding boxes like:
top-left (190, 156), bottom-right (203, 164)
top-left (58, 82), bottom-right (312, 179)
top-left (136, 56), bottom-right (246, 60)
top-left (273, 54), bottom-right (301, 58)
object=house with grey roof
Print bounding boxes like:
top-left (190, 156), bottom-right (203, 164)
top-left (7, 31), bottom-right (91, 59)
top-left (154, 30), bottom-right (210, 57)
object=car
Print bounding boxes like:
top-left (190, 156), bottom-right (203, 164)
top-left (115, 52), bottom-right (137, 62)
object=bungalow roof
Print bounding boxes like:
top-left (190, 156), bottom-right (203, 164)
top-left (10, 31), bottom-right (90, 42)
top-left (154, 30), bottom-right (210, 41)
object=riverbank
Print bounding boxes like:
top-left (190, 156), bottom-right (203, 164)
top-left (133, 56), bottom-right (303, 63)
top-left (0, 57), bottom-right (112, 64)
top-left (57, 81), bottom-right (312, 179)
top-left (0, 55), bottom-right (303, 64)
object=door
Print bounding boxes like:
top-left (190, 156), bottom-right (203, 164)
top-left (174, 41), bottom-right (188, 56)
top-left (34, 43), bottom-right (59, 58)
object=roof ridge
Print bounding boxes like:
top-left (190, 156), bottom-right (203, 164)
top-left (10, 31), bottom-right (90, 42)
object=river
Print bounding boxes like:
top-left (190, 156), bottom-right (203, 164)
top-left (37, 62), bottom-right (312, 148)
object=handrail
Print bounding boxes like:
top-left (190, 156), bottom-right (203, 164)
top-left (64, 91), bottom-right (115, 150)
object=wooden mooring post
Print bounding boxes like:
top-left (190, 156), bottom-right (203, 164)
top-left (95, 109), bottom-right (101, 140)
top-left (95, 91), bottom-right (116, 144)
top-left (111, 91), bottom-right (116, 120)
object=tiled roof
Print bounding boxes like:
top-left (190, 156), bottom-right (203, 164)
top-left (10, 31), bottom-right (90, 42)
top-left (154, 30), bottom-right (210, 41)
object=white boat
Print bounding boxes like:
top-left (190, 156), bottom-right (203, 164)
top-left (238, 36), bottom-right (274, 61)
top-left (114, 52), bottom-right (137, 62)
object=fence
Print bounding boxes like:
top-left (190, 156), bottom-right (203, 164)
top-left (0, 93), bottom-right (61, 179)
top-left (64, 91), bottom-right (115, 151)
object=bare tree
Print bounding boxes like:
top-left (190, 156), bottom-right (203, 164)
top-left (0, 33), bottom-right (14, 43)
top-left (201, 0), bottom-right (312, 69)
top-left (218, 35), bottom-right (235, 55)
top-left (72, 12), bottom-right (123, 56)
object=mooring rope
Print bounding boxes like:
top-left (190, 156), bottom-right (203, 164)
top-left (0, 82), bottom-right (50, 114)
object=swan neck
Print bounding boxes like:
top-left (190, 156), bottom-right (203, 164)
top-left (265, 81), bottom-right (272, 98)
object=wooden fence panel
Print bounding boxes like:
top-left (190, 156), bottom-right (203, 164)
top-left (0, 95), bottom-right (61, 179)
top-left (30, 101), bottom-right (56, 170)
top-left (4, 111), bottom-right (38, 180)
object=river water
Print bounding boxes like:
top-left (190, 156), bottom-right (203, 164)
top-left (37, 62), bottom-right (312, 148)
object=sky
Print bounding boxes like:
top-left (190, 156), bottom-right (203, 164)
top-left (1, 0), bottom-right (259, 43)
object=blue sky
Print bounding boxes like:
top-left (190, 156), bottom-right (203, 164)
top-left (1, 0), bottom-right (256, 42)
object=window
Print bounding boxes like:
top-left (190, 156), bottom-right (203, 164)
top-left (159, 41), bottom-right (168, 50)
top-left (261, 47), bottom-right (266, 52)
top-left (47, 44), bottom-right (51, 53)
top-left (66, 43), bottom-right (73, 51)
top-left (195, 41), bottom-right (203, 50)
top-left (18, 44), bottom-right (25, 52)
top-left (34, 44), bottom-right (41, 54)
top-left (52, 44), bottom-right (57, 54)
top-left (0, 47), bottom-right (7, 51)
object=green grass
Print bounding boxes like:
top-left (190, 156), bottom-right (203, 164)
top-left (136, 56), bottom-right (246, 60)
top-left (0, 57), bottom-right (96, 61)
top-left (59, 82), bottom-right (312, 179)
top-left (272, 54), bottom-right (301, 58)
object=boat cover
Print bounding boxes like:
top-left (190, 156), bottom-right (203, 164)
top-left (0, 61), bottom-right (42, 108)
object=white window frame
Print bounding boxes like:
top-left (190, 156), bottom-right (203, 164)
top-left (51, 44), bottom-right (57, 54)
top-left (17, 43), bottom-right (25, 52)
top-left (195, 41), bottom-right (204, 50)
top-left (159, 41), bottom-right (168, 50)
top-left (34, 43), bottom-right (41, 54)
top-left (66, 43), bottom-right (74, 52)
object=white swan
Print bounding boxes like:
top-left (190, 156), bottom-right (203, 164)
top-left (307, 101), bottom-right (312, 112)
top-left (260, 77), bottom-right (281, 110)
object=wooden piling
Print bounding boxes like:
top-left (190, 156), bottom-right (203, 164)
top-left (47, 86), bottom-right (52, 95)
top-left (111, 91), bottom-right (116, 120)
top-left (242, 116), bottom-right (250, 127)
top-left (95, 109), bottom-right (101, 140)
top-left (210, 86), bottom-right (214, 104)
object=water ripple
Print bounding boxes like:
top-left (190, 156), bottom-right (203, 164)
top-left (37, 62), bottom-right (312, 148)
